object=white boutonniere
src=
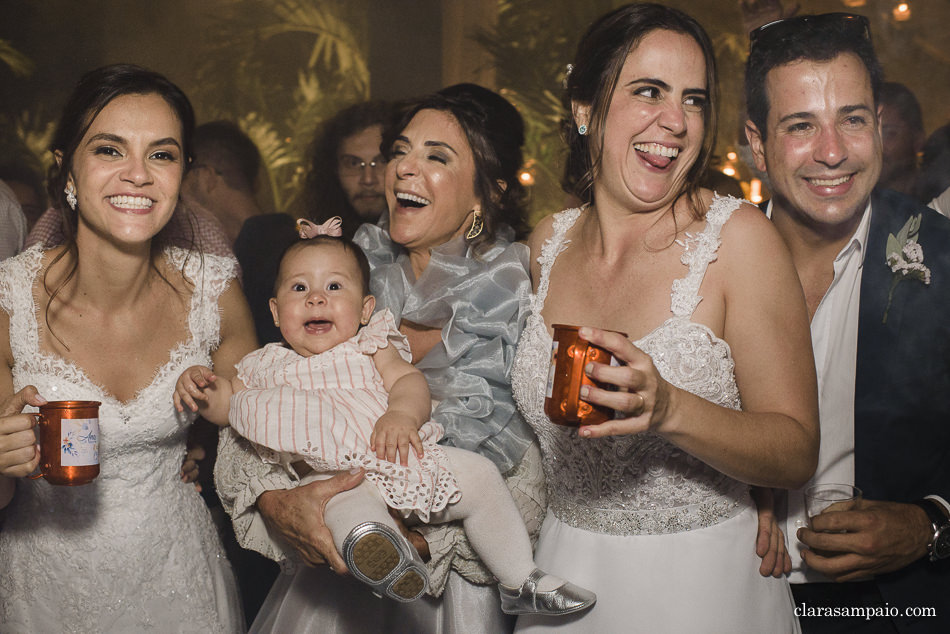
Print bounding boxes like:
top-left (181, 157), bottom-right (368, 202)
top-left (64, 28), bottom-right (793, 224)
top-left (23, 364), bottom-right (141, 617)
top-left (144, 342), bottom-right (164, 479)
top-left (883, 213), bottom-right (931, 323)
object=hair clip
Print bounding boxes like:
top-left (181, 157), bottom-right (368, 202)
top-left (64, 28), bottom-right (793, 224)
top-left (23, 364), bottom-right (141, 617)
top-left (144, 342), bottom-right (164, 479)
top-left (297, 216), bottom-right (343, 239)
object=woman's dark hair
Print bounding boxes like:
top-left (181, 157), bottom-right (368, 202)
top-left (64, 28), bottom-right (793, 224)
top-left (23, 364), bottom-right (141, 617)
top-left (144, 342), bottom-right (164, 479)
top-left (382, 83), bottom-right (530, 252)
top-left (43, 64), bottom-right (196, 348)
top-left (562, 3), bottom-right (718, 220)
top-left (304, 100), bottom-right (395, 239)
top-left (276, 236), bottom-right (372, 297)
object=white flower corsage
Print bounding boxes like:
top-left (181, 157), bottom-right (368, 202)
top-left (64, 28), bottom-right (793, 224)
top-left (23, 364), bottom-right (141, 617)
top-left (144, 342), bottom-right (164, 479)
top-left (883, 213), bottom-right (931, 323)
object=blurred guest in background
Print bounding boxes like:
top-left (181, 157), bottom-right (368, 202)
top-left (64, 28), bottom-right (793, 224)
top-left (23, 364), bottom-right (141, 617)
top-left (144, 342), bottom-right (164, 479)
top-left (303, 100), bottom-right (395, 238)
top-left (878, 82), bottom-right (925, 198)
top-left (183, 120), bottom-right (267, 245)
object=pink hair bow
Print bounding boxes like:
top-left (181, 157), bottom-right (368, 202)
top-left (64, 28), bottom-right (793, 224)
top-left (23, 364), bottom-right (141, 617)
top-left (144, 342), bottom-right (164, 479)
top-left (296, 216), bottom-right (343, 239)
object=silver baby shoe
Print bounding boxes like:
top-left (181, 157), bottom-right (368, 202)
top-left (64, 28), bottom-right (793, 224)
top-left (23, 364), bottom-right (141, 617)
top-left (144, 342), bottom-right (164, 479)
top-left (342, 521), bottom-right (429, 602)
top-left (498, 568), bottom-right (596, 616)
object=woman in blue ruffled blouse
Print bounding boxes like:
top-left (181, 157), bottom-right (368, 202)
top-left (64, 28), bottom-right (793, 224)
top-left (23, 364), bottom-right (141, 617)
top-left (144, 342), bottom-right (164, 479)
top-left (215, 84), bottom-right (544, 634)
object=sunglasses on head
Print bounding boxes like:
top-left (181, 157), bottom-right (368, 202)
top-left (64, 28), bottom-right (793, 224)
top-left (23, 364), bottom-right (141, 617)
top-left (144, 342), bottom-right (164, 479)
top-left (749, 12), bottom-right (871, 53)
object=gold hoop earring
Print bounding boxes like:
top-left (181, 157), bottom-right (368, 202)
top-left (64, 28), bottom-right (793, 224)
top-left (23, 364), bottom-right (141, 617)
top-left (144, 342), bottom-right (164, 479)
top-left (466, 208), bottom-right (484, 240)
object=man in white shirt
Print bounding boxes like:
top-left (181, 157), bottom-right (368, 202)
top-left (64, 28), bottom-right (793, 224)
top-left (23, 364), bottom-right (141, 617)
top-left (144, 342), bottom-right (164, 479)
top-left (745, 12), bottom-right (950, 633)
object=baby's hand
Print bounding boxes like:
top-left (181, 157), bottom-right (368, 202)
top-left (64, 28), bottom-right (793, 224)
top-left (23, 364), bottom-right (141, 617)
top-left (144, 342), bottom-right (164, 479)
top-left (174, 366), bottom-right (217, 413)
top-left (371, 412), bottom-right (423, 466)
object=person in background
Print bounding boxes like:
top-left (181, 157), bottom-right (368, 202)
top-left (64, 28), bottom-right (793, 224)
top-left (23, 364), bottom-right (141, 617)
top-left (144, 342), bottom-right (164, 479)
top-left (183, 120), bottom-right (267, 246)
top-left (0, 163), bottom-right (47, 232)
top-left (877, 82), bottom-right (925, 198)
top-left (0, 180), bottom-right (28, 260)
top-left (745, 12), bottom-right (950, 632)
top-left (304, 100), bottom-right (395, 238)
top-left (917, 123), bottom-right (950, 211)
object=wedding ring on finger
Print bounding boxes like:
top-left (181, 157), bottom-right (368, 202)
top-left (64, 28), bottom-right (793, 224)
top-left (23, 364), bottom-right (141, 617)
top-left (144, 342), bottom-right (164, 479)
top-left (632, 392), bottom-right (645, 416)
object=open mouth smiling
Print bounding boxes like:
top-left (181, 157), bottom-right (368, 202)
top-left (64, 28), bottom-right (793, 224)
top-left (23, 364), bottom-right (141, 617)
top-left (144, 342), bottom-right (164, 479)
top-left (304, 319), bottom-right (332, 334)
top-left (395, 192), bottom-right (431, 208)
top-left (109, 195), bottom-right (154, 210)
top-left (806, 175), bottom-right (851, 187)
top-left (633, 143), bottom-right (680, 169)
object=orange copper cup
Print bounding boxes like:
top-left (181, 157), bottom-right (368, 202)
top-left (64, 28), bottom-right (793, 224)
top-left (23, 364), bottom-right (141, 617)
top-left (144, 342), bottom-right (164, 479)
top-left (544, 325), bottom-right (621, 426)
top-left (30, 400), bottom-right (101, 486)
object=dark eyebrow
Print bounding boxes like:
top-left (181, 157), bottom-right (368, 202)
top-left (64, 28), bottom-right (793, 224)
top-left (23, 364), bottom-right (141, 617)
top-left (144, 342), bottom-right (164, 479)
top-left (86, 132), bottom-right (182, 150)
top-left (423, 140), bottom-right (458, 155)
top-left (627, 77), bottom-right (672, 92)
top-left (394, 135), bottom-right (458, 156)
top-left (840, 104), bottom-right (874, 116)
top-left (776, 111), bottom-right (815, 126)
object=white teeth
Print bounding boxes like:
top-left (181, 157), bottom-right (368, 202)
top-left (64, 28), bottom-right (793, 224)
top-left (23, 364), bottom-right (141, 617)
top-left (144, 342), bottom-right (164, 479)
top-left (109, 195), bottom-right (153, 209)
top-left (633, 143), bottom-right (679, 158)
top-left (396, 192), bottom-right (431, 205)
top-left (808, 176), bottom-right (850, 187)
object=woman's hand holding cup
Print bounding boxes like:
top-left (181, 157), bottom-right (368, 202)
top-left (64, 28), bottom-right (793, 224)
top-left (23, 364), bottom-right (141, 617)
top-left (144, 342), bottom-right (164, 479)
top-left (572, 326), bottom-right (674, 439)
top-left (0, 386), bottom-right (47, 478)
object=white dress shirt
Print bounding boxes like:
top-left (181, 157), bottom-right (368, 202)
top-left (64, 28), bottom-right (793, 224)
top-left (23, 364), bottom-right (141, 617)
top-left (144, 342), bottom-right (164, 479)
top-left (768, 200), bottom-right (867, 583)
top-left (768, 200), bottom-right (950, 583)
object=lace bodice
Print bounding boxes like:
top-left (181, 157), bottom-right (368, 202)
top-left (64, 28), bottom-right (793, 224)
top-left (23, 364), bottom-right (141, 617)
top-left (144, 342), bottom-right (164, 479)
top-left (0, 246), bottom-right (242, 633)
top-left (511, 197), bottom-right (751, 536)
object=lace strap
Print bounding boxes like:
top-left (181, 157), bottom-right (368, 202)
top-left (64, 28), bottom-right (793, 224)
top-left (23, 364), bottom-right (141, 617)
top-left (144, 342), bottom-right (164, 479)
top-left (169, 248), bottom-right (239, 352)
top-left (532, 207), bottom-right (583, 311)
top-left (670, 195), bottom-right (741, 318)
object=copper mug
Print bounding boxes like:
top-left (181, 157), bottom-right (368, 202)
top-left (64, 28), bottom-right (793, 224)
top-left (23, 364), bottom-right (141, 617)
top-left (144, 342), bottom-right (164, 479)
top-left (544, 325), bottom-right (621, 426)
top-left (30, 400), bottom-right (101, 486)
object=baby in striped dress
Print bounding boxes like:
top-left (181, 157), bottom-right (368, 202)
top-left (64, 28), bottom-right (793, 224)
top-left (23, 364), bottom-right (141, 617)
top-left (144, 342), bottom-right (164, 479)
top-left (173, 224), bottom-right (595, 615)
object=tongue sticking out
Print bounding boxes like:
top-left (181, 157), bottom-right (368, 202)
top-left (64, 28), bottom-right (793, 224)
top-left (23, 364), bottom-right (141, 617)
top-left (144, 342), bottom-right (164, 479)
top-left (637, 149), bottom-right (673, 169)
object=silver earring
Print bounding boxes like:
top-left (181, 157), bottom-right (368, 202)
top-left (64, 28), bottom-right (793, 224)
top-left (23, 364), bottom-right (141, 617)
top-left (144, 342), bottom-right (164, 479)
top-left (65, 183), bottom-right (77, 210)
top-left (577, 124), bottom-right (588, 136)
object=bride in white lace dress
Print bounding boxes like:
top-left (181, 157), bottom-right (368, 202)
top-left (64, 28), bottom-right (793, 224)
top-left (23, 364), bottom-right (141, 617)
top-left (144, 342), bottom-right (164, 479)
top-left (0, 65), bottom-right (256, 633)
top-left (511, 6), bottom-right (818, 632)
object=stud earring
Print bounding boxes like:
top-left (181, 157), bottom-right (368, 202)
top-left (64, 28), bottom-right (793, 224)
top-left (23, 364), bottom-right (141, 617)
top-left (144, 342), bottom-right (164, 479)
top-left (577, 124), bottom-right (588, 136)
top-left (466, 208), bottom-right (484, 240)
top-left (65, 183), bottom-right (78, 210)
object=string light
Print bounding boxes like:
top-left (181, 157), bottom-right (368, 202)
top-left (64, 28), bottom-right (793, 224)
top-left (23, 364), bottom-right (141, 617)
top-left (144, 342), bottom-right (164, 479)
top-left (518, 169), bottom-right (535, 186)
top-left (893, 3), bottom-right (911, 21)
top-left (750, 179), bottom-right (763, 204)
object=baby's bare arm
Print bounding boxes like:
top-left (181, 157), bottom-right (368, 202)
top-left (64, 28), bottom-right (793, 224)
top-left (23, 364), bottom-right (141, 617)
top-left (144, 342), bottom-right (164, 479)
top-left (371, 346), bottom-right (431, 465)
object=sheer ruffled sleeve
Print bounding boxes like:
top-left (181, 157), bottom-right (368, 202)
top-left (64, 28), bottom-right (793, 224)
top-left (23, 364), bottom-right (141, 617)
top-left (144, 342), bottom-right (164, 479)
top-left (354, 224), bottom-right (535, 473)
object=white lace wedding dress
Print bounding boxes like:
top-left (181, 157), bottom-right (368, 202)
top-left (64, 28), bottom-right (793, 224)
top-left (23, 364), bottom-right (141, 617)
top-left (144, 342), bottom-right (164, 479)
top-left (0, 246), bottom-right (243, 633)
top-left (511, 199), bottom-right (798, 633)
